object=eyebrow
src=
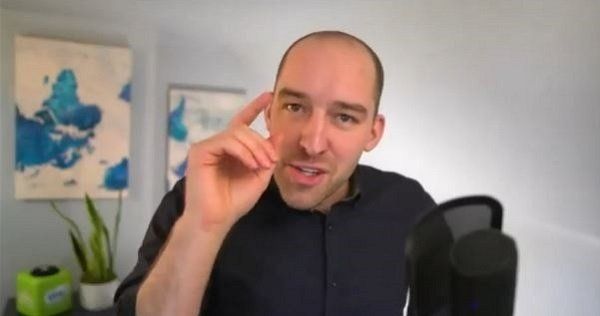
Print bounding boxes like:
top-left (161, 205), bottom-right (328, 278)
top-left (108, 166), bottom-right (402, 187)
top-left (332, 101), bottom-right (368, 115)
top-left (278, 87), bottom-right (309, 100)
top-left (278, 87), bottom-right (368, 115)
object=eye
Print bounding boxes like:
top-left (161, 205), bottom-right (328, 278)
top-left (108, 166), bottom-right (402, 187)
top-left (336, 113), bottom-right (357, 124)
top-left (285, 103), bottom-right (303, 113)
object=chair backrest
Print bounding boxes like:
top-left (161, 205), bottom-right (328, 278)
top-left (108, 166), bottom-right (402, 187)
top-left (404, 196), bottom-right (503, 316)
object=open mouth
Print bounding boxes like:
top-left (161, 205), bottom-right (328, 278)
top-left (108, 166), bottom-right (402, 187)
top-left (293, 165), bottom-right (323, 177)
top-left (287, 163), bottom-right (327, 186)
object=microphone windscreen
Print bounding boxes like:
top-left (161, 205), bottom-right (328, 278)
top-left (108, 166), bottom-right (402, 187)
top-left (450, 229), bottom-right (518, 316)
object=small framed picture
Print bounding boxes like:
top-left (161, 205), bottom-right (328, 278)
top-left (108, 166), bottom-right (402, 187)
top-left (166, 85), bottom-right (245, 189)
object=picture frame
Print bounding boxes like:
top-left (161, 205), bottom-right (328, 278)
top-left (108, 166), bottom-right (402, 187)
top-left (166, 84), bottom-right (246, 189)
top-left (14, 35), bottom-right (131, 199)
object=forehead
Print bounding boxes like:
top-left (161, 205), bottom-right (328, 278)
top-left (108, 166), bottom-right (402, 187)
top-left (276, 38), bottom-right (377, 111)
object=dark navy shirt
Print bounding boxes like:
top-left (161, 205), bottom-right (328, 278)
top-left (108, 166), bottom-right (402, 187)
top-left (115, 164), bottom-right (435, 315)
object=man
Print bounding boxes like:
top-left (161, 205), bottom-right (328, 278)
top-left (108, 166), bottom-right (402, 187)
top-left (115, 31), bottom-right (435, 315)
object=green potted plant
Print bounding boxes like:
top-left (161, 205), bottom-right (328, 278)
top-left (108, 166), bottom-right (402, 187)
top-left (50, 158), bottom-right (127, 310)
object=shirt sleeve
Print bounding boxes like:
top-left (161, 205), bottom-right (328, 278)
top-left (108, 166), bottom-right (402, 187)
top-left (114, 179), bottom-right (186, 315)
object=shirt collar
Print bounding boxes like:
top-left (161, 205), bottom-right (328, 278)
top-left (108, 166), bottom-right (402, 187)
top-left (342, 166), bottom-right (361, 202)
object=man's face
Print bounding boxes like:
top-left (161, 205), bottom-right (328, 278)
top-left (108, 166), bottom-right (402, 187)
top-left (266, 38), bottom-right (385, 211)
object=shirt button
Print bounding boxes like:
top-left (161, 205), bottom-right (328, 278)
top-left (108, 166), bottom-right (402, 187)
top-left (330, 281), bottom-right (337, 287)
top-left (327, 224), bottom-right (333, 231)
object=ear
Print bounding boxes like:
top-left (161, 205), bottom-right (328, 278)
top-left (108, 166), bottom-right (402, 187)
top-left (364, 114), bottom-right (385, 152)
top-left (264, 96), bottom-right (273, 132)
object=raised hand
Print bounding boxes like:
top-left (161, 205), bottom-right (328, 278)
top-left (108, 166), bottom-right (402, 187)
top-left (183, 92), bottom-right (279, 231)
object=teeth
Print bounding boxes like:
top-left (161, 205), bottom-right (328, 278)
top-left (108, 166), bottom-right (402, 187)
top-left (298, 167), bottom-right (319, 175)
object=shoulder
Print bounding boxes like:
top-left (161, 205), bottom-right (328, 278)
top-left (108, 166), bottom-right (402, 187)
top-left (356, 164), bottom-right (436, 213)
top-left (357, 164), bottom-right (429, 195)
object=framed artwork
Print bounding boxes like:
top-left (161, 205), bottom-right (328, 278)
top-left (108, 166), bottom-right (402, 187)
top-left (167, 85), bottom-right (245, 189)
top-left (14, 36), bottom-right (131, 199)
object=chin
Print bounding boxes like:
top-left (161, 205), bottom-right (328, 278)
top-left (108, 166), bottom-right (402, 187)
top-left (281, 195), bottom-right (318, 211)
top-left (280, 191), bottom-right (321, 211)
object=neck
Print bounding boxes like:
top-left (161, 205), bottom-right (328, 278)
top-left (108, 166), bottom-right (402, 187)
top-left (313, 180), bottom-right (349, 213)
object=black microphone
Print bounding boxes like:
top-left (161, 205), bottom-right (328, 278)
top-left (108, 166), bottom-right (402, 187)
top-left (450, 229), bottom-right (518, 316)
top-left (404, 196), bottom-right (518, 316)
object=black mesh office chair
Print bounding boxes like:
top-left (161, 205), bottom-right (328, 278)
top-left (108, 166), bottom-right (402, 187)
top-left (404, 196), bottom-right (503, 316)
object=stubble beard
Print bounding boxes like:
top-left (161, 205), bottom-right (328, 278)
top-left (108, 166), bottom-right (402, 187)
top-left (272, 164), bottom-right (350, 211)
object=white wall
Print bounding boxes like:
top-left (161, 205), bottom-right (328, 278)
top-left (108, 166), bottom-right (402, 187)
top-left (1, 1), bottom-right (599, 314)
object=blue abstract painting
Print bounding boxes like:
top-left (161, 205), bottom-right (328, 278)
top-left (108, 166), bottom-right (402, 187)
top-left (167, 86), bottom-right (245, 189)
top-left (15, 36), bottom-right (131, 199)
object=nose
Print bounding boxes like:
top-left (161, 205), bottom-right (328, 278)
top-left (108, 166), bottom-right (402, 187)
top-left (299, 111), bottom-right (328, 157)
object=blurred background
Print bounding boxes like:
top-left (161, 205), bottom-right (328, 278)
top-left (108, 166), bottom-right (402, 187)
top-left (1, 0), bottom-right (599, 314)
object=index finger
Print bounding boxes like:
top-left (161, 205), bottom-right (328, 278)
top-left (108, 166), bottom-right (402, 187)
top-left (229, 92), bottom-right (273, 127)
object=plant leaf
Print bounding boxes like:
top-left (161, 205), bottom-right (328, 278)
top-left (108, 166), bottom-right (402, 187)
top-left (112, 190), bottom-right (123, 268)
top-left (50, 201), bottom-right (85, 247)
top-left (69, 231), bottom-right (88, 272)
top-left (85, 246), bottom-right (100, 281)
top-left (102, 224), bottom-right (114, 273)
top-left (89, 231), bottom-right (107, 281)
top-left (85, 193), bottom-right (113, 282)
top-left (85, 194), bottom-right (103, 232)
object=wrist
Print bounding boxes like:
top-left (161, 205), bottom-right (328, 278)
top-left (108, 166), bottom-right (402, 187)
top-left (178, 211), bottom-right (235, 237)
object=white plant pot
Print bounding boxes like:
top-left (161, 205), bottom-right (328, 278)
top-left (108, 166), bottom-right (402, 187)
top-left (79, 279), bottom-right (120, 311)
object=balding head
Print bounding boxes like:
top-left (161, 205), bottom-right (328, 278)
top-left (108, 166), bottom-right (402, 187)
top-left (275, 31), bottom-right (384, 114)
